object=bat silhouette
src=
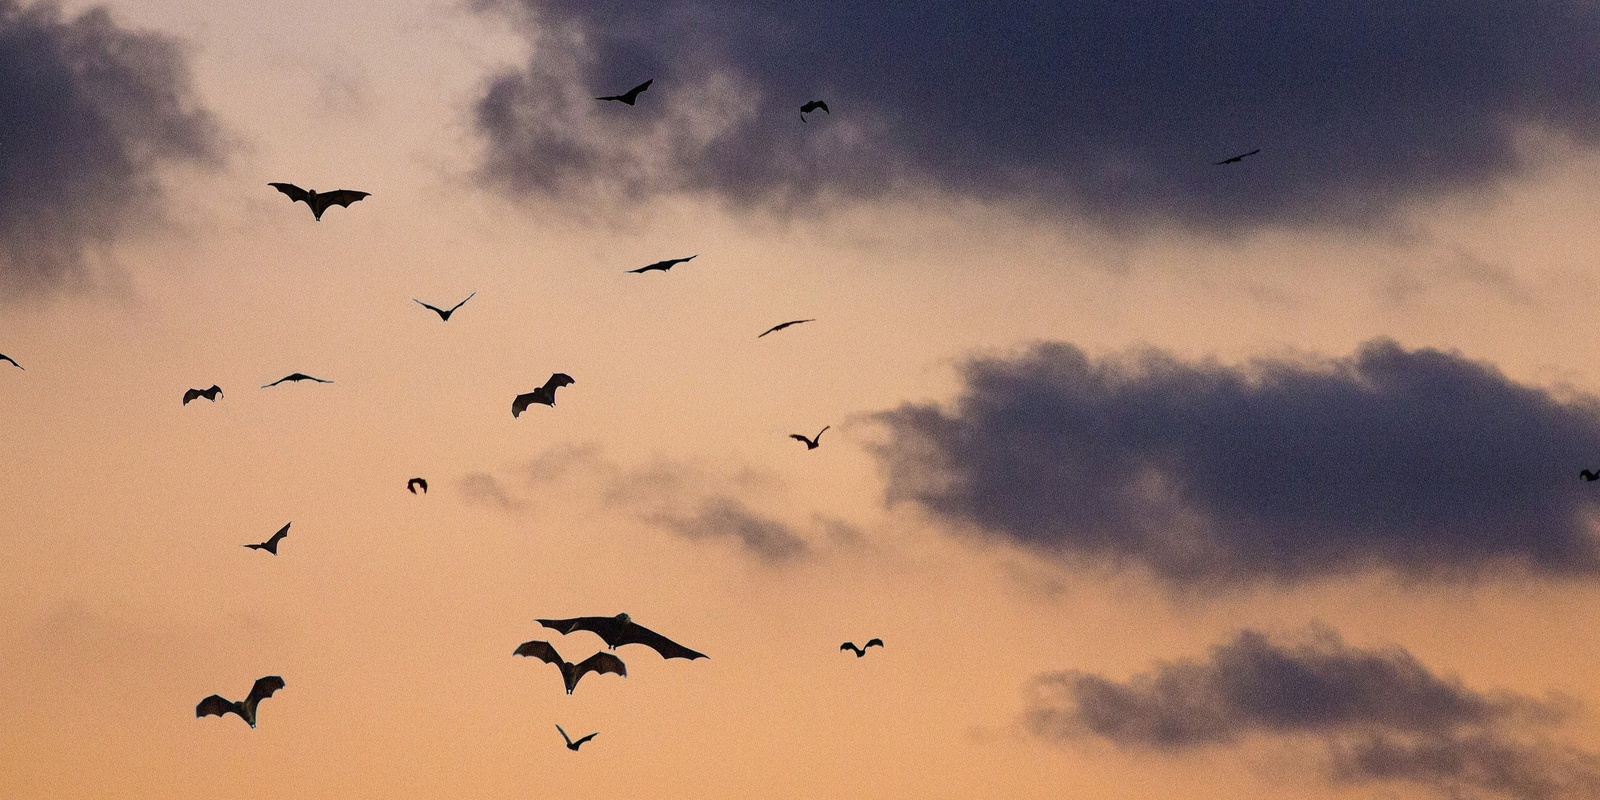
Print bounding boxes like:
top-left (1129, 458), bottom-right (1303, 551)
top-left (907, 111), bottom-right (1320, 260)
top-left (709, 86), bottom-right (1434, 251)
top-left (1582, 470), bottom-right (1600, 482)
top-left (268, 183), bottom-right (370, 221)
top-left (627, 255), bottom-right (696, 274)
top-left (556, 724), bottom-right (599, 751)
top-left (514, 640), bottom-right (627, 694)
top-left (789, 426), bottom-right (829, 450)
top-left (597, 79), bottom-right (652, 105)
top-left (512, 373), bottom-right (575, 417)
top-left (262, 373), bottom-right (333, 388)
top-left (758, 319), bottom-right (815, 338)
top-left (196, 675), bottom-right (285, 728)
top-left (536, 613), bottom-right (708, 660)
top-left (0, 353), bottom-right (20, 370)
top-left (183, 385), bottom-right (223, 405)
top-left (800, 100), bottom-right (829, 121)
top-left (413, 292), bottom-right (475, 321)
top-left (840, 638), bottom-right (884, 657)
top-left (1212, 148), bottom-right (1261, 165)
top-left (407, 477), bottom-right (427, 494)
top-left (244, 523), bottom-right (290, 555)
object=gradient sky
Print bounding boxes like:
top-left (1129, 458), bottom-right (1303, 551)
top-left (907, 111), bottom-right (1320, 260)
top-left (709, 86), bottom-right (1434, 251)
top-left (6, 2), bottom-right (1600, 798)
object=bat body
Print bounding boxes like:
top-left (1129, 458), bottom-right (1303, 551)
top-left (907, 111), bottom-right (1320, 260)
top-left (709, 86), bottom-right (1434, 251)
top-left (536, 613), bottom-right (708, 660)
top-left (269, 183), bottom-right (370, 220)
top-left (0, 353), bottom-right (20, 370)
top-left (512, 373), bottom-right (575, 417)
top-left (1582, 470), bottom-right (1599, 482)
top-left (840, 638), bottom-right (884, 658)
top-left (244, 522), bottom-right (290, 555)
top-left (790, 426), bottom-right (830, 450)
top-left (1212, 148), bottom-right (1261, 165)
top-left (800, 100), bottom-right (829, 121)
top-left (408, 477), bottom-right (428, 494)
top-left (196, 675), bottom-right (285, 728)
top-left (597, 79), bottom-right (652, 105)
top-left (183, 385), bottom-right (223, 405)
top-left (262, 373), bottom-right (333, 388)
top-left (515, 640), bottom-right (627, 694)
top-left (556, 724), bottom-right (599, 751)
top-left (758, 319), bottom-right (815, 338)
top-left (413, 292), bottom-right (475, 321)
top-left (627, 255), bottom-right (696, 274)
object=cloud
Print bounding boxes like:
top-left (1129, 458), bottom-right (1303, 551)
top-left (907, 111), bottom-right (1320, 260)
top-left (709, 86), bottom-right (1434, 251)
top-left (458, 472), bottom-right (521, 510)
top-left (644, 496), bottom-right (809, 565)
top-left (874, 338), bottom-right (1600, 587)
top-left (472, 1), bottom-right (1600, 229)
top-left (0, 1), bottom-right (222, 296)
top-left (1028, 627), bottom-right (1598, 800)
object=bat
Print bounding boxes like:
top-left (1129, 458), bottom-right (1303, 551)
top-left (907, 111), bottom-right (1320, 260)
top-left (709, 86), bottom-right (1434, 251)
top-left (800, 100), bottom-right (829, 121)
top-left (512, 373), bottom-right (575, 418)
top-left (1582, 470), bottom-right (1599, 482)
top-left (0, 353), bottom-right (20, 370)
top-left (596, 79), bottom-right (652, 105)
top-left (268, 183), bottom-right (370, 220)
top-left (195, 675), bottom-right (285, 728)
top-left (556, 724), bottom-right (599, 751)
top-left (627, 255), bottom-right (696, 274)
top-left (840, 638), bottom-right (884, 658)
top-left (262, 373), bottom-right (333, 388)
top-left (514, 640), bottom-right (627, 694)
top-left (407, 477), bottom-right (427, 494)
top-left (758, 319), bottom-right (815, 338)
top-left (182, 385), bottom-right (223, 405)
top-left (789, 426), bottom-right (830, 450)
top-left (244, 522), bottom-right (290, 555)
top-left (413, 292), bottom-right (475, 321)
top-left (1212, 148), bottom-right (1261, 165)
top-left (536, 613), bottom-right (708, 660)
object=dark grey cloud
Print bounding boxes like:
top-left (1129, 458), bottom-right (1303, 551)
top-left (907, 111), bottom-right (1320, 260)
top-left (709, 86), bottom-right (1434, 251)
top-left (1028, 627), bottom-right (1597, 800)
top-left (645, 496), bottom-right (809, 565)
top-left (473, 0), bottom-right (1600, 229)
top-left (874, 338), bottom-right (1600, 587)
top-left (0, 0), bottom-right (220, 296)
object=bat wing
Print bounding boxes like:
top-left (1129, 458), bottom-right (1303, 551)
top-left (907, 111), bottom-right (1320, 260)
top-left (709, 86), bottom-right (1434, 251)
top-left (537, 616), bottom-right (617, 639)
top-left (0, 354), bottom-right (22, 369)
top-left (514, 639), bottom-right (565, 666)
top-left (183, 388), bottom-right (202, 405)
top-left (196, 694), bottom-right (236, 719)
top-left (865, 638), bottom-right (884, 648)
top-left (542, 373), bottom-right (575, 394)
top-left (512, 392), bottom-right (536, 418)
top-left (789, 434), bottom-right (811, 444)
top-left (840, 642), bottom-right (859, 653)
top-left (246, 676), bottom-right (286, 705)
top-left (268, 182), bottom-right (309, 203)
top-left (446, 292), bottom-right (476, 314)
top-left (574, 651), bottom-right (627, 682)
top-left (413, 299), bottom-right (446, 316)
top-left (629, 79), bottom-right (653, 97)
top-left (262, 375), bottom-right (288, 388)
top-left (616, 622), bottom-right (708, 660)
top-left (263, 523), bottom-right (290, 552)
top-left (572, 731), bottom-right (599, 747)
top-left (311, 190), bottom-right (370, 216)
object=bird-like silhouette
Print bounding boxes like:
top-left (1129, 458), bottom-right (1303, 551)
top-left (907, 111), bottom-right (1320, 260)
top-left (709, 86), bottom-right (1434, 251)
top-left (758, 319), bottom-right (815, 338)
top-left (840, 638), bottom-right (884, 658)
top-left (513, 373), bottom-right (575, 418)
top-left (1582, 469), bottom-right (1599, 482)
top-left (800, 100), bottom-right (829, 121)
top-left (407, 477), bottom-right (427, 494)
top-left (262, 373), bottom-right (333, 388)
top-left (182, 385), bottom-right (223, 405)
top-left (789, 426), bottom-right (829, 450)
top-left (244, 523), bottom-right (290, 555)
top-left (627, 255), bottom-right (696, 274)
top-left (597, 79), bottom-right (652, 105)
top-left (0, 353), bottom-right (20, 370)
top-left (413, 292), bottom-right (476, 321)
top-left (515, 640), bottom-right (627, 694)
top-left (195, 676), bottom-right (285, 728)
top-left (268, 183), bottom-right (370, 221)
top-left (1212, 148), bottom-right (1261, 165)
top-left (536, 613), bottom-right (708, 660)
top-left (556, 724), bottom-right (599, 751)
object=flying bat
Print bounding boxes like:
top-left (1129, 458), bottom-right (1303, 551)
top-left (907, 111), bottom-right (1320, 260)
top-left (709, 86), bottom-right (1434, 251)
top-left (413, 292), bottom-right (476, 321)
top-left (627, 255), bottom-right (696, 274)
top-left (514, 640), bottom-right (627, 694)
top-left (556, 724), bottom-right (599, 751)
top-left (0, 353), bottom-right (20, 370)
top-left (840, 638), bottom-right (884, 658)
top-left (262, 373), bottom-right (333, 388)
top-left (789, 426), bottom-right (830, 450)
top-left (408, 477), bottom-right (428, 494)
top-left (597, 79), bottom-right (652, 105)
top-left (1212, 148), bottom-right (1261, 165)
top-left (1582, 469), bottom-right (1599, 482)
top-left (536, 613), bottom-right (708, 660)
top-left (758, 319), bottom-right (815, 338)
top-left (512, 373), bottom-right (575, 417)
top-left (195, 675), bottom-right (285, 728)
top-left (800, 100), bottom-right (829, 121)
top-left (244, 522), bottom-right (290, 555)
top-left (183, 385), bottom-right (223, 405)
top-left (268, 183), bottom-right (370, 221)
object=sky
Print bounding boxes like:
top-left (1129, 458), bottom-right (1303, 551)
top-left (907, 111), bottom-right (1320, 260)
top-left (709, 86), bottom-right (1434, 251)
top-left (5, 1), bottom-right (1600, 798)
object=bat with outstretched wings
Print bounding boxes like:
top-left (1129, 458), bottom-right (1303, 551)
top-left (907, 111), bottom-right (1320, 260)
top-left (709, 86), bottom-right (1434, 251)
top-left (758, 319), bottom-right (814, 338)
top-left (196, 675), bottom-right (285, 728)
top-left (556, 724), bottom-right (599, 751)
top-left (1211, 148), bottom-right (1260, 165)
top-left (840, 638), bottom-right (883, 657)
top-left (627, 255), bottom-right (696, 274)
top-left (597, 79), bottom-right (652, 105)
top-left (800, 100), bottom-right (829, 121)
top-left (244, 522), bottom-right (290, 555)
top-left (183, 385), bottom-right (223, 405)
top-left (790, 426), bottom-right (829, 450)
top-left (407, 477), bottom-right (427, 494)
top-left (512, 373), bottom-right (575, 417)
top-left (514, 640), bottom-right (627, 694)
top-left (536, 613), bottom-right (708, 660)
top-left (262, 373), bottom-right (333, 388)
top-left (268, 183), bottom-right (370, 220)
top-left (413, 292), bottom-right (475, 321)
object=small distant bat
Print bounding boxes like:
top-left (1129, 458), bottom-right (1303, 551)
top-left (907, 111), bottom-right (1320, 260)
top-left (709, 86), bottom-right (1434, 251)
top-left (840, 638), bottom-right (884, 658)
top-left (627, 255), bottom-right (696, 274)
top-left (536, 613), bottom-right (708, 660)
top-left (512, 373), bottom-right (575, 418)
top-left (244, 523), bottom-right (290, 555)
top-left (413, 292), bottom-right (476, 321)
top-left (514, 640), bottom-right (627, 694)
top-left (1212, 148), bottom-right (1261, 165)
top-left (556, 724), bottom-right (599, 751)
top-left (596, 79), bottom-right (653, 105)
top-left (800, 100), bottom-right (829, 121)
top-left (758, 319), bottom-right (815, 338)
top-left (790, 426), bottom-right (829, 450)
top-left (268, 183), bottom-right (370, 221)
top-left (195, 675), bottom-right (285, 728)
top-left (183, 385), bottom-right (223, 405)
top-left (262, 373), bottom-right (333, 388)
top-left (1582, 469), bottom-right (1599, 482)
top-left (0, 353), bottom-right (20, 370)
top-left (408, 478), bottom-right (427, 494)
